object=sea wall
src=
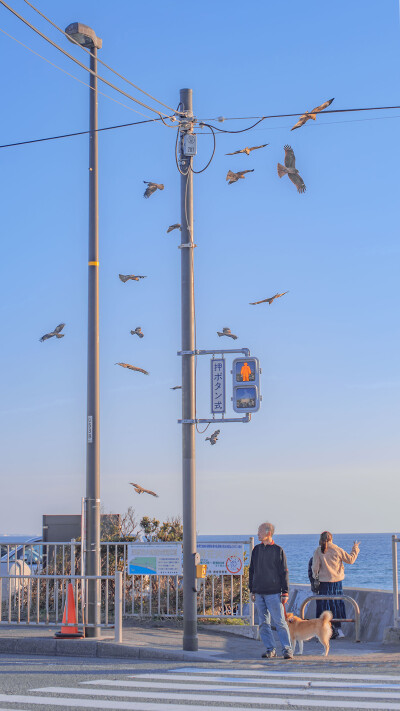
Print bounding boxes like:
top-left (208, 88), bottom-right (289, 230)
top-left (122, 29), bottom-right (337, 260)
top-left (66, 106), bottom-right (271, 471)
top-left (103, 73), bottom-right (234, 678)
top-left (287, 583), bottom-right (394, 642)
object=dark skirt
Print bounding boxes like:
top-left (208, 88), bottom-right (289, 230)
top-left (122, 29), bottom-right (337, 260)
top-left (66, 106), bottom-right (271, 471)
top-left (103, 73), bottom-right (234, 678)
top-left (316, 581), bottom-right (346, 626)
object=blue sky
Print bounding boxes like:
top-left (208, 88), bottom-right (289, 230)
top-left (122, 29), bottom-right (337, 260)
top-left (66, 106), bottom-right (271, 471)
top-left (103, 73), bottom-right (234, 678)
top-left (1, 0), bottom-right (399, 535)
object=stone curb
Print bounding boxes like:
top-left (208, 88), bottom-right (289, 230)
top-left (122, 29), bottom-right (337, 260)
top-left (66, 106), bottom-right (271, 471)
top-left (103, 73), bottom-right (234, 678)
top-left (0, 637), bottom-right (222, 662)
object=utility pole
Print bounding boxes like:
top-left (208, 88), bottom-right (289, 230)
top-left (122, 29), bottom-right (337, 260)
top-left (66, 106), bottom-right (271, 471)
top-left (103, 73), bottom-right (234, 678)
top-left (179, 88), bottom-right (198, 652)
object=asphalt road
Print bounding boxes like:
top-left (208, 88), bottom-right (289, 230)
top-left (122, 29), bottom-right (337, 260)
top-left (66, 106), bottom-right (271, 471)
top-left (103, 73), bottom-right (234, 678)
top-left (1, 653), bottom-right (400, 711)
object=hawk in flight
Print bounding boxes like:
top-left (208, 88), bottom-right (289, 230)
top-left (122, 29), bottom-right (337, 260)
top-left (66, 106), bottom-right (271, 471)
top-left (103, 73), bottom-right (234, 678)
top-left (226, 169), bottom-right (254, 184)
top-left (130, 327), bottom-right (144, 338)
top-left (277, 146), bottom-right (306, 193)
top-left (40, 323), bottom-right (65, 342)
top-left (291, 98), bottom-right (334, 131)
top-left (116, 363), bottom-right (149, 375)
top-left (250, 291), bottom-right (289, 305)
top-left (119, 274), bottom-right (146, 282)
top-left (170, 385), bottom-right (182, 390)
top-left (206, 430), bottom-right (220, 445)
top-left (130, 483), bottom-right (158, 497)
top-left (225, 144), bottom-right (268, 156)
top-left (143, 181), bottom-right (164, 198)
top-left (167, 223), bottom-right (181, 233)
top-left (217, 327), bottom-right (238, 340)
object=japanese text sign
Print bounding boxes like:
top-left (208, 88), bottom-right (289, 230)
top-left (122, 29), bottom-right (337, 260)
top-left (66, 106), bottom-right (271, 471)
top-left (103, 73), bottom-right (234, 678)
top-left (210, 358), bottom-right (226, 414)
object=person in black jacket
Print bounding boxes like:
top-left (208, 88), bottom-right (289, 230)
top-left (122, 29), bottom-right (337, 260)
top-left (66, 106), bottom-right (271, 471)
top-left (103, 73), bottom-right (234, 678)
top-left (249, 521), bottom-right (293, 659)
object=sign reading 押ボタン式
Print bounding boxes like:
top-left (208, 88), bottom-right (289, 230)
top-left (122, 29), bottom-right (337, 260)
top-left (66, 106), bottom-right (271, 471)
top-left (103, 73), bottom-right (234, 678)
top-left (210, 358), bottom-right (226, 414)
top-left (127, 543), bottom-right (182, 576)
top-left (197, 543), bottom-right (244, 575)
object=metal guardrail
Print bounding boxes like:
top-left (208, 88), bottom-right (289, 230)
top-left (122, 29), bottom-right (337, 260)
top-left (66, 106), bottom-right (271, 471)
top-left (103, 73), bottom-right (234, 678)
top-left (392, 534), bottom-right (400, 628)
top-left (300, 594), bottom-right (361, 642)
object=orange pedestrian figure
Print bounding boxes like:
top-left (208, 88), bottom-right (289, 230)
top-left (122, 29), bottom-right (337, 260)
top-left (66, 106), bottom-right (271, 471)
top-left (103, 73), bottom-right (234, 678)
top-left (240, 362), bottom-right (252, 382)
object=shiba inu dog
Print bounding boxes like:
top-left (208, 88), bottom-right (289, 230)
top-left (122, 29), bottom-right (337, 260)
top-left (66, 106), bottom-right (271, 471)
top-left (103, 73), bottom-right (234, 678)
top-left (286, 610), bottom-right (333, 656)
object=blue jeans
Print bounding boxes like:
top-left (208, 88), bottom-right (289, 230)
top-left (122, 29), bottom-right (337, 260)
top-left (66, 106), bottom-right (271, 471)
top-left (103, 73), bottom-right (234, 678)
top-left (254, 593), bottom-right (293, 653)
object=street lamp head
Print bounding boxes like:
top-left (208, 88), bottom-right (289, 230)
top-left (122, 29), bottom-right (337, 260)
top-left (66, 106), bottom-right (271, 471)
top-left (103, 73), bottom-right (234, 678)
top-left (65, 22), bottom-right (102, 49)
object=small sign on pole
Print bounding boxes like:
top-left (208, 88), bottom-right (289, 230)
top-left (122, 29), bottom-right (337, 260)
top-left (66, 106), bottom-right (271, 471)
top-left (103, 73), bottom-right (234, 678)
top-left (210, 358), bottom-right (225, 414)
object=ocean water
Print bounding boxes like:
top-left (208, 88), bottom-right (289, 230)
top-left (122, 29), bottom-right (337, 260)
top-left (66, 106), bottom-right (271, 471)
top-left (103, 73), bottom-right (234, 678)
top-left (198, 533), bottom-right (397, 591)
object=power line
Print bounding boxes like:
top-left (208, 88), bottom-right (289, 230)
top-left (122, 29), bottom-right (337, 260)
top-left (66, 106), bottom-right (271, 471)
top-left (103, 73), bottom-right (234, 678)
top-left (0, 27), bottom-right (154, 119)
top-left (0, 117), bottom-right (165, 150)
top-left (0, 0), bottom-right (175, 121)
top-left (21, 0), bottom-right (183, 117)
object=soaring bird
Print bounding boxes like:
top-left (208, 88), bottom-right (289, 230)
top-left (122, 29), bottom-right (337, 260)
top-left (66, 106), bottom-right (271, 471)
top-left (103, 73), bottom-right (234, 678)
top-left (40, 323), bottom-right (65, 342)
top-left (226, 169), bottom-right (254, 184)
top-left (167, 223), bottom-right (181, 233)
top-left (130, 327), bottom-right (144, 338)
top-left (119, 274), bottom-right (146, 282)
top-left (116, 362), bottom-right (149, 375)
top-left (206, 430), bottom-right (220, 445)
top-left (277, 146), bottom-right (306, 193)
top-left (170, 385), bottom-right (182, 390)
top-left (291, 98), bottom-right (334, 131)
top-left (225, 144), bottom-right (268, 156)
top-left (143, 181), bottom-right (164, 198)
top-left (217, 327), bottom-right (238, 340)
top-left (250, 291), bottom-right (289, 306)
top-left (130, 482), bottom-right (158, 497)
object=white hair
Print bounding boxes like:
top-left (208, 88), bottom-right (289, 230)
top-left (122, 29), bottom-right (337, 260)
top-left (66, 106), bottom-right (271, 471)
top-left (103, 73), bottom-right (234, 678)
top-left (259, 521), bottom-right (275, 536)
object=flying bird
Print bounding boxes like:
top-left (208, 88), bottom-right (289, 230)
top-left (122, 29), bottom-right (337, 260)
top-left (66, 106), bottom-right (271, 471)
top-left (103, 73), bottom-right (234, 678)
top-left (206, 430), bottom-right (220, 445)
top-left (167, 223), bottom-right (181, 233)
top-left (250, 291), bottom-right (289, 306)
top-left (130, 327), bottom-right (144, 338)
top-left (226, 169), bottom-right (254, 184)
top-left (116, 362), bottom-right (149, 375)
top-left (217, 327), bottom-right (238, 340)
top-left (170, 385), bottom-right (182, 390)
top-left (40, 323), bottom-right (65, 342)
top-left (277, 146), bottom-right (306, 193)
top-left (130, 482), bottom-right (158, 497)
top-left (119, 274), bottom-right (146, 282)
top-left (143, 181), bottom-right (164, 198)
top-left (225, 144), bottom-right (268, 156)
top-left (291, 98), bottom-right (334, 131)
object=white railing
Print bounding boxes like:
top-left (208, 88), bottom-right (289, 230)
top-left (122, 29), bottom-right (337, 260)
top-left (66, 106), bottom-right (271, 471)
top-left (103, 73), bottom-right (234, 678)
top-left (392, 534), bottom-right (400, 627)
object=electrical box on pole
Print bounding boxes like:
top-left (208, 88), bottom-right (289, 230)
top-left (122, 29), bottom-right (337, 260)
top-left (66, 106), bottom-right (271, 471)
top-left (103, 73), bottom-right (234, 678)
top-left (231, 357), bottom-right (261, 413)
top-left (183, 133), bottom-right (197, 156)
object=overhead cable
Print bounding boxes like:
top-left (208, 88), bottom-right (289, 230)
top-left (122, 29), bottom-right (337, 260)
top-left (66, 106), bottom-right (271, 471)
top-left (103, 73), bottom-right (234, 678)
top-left (21, 0), bottom-right (183, 116)
top-left (0, 27), bottom-right (154, 119)
top-left (0, 0), bottom-right (174, 121)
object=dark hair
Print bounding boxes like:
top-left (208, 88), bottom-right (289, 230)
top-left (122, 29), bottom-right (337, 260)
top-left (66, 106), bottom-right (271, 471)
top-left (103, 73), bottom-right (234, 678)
top-left (319, 531), bottom-right (332, 554)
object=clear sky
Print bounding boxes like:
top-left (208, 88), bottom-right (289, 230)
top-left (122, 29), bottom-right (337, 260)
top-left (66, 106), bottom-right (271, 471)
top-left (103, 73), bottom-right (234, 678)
top-left (1, 0), bottom-right (399, 536)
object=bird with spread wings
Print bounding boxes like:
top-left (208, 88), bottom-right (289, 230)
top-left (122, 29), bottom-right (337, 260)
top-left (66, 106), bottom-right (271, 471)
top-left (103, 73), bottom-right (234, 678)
top-left (277, 146), bottom-right (306, 193)
top-left (130, 483), bottom-right (158, 497)
top-left (40, 323), bottom-right (65, 342)
top-left (119, 274), bottom-right (146, 282)
top-left (217, 327), bottom-right (238, 340)
top-left (143, 181), bottom-right (164, 198)
top-left (225, 144), bottom-right (268, 156)
top-left (250, 291), bottom-right (289, 306)
top-left (130, 327), bottom-right (144, 338)
top-left (291, 98), bottom-right (334, 131)
top-left (167, 223), bottom-right (181, 233)
top-left (116, 363), bottom-right (149, 375)
top-left (206, 430), bottom-right (220, 445)
top-left (170, 385), bottom-right (182, 390)
top-left (226, 169), bottom-right (254, 184)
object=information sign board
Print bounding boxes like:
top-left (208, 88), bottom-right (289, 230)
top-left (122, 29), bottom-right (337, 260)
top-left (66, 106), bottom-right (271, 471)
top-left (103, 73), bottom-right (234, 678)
top-left (197, 542), bottom-right (244, 575)
top-left (210, 358), bottom-right (226, 414)
top-left (127, 543), bottom-right (182, 576)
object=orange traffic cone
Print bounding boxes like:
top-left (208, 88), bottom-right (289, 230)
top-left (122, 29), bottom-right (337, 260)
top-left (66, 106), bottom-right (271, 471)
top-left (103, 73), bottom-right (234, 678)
top-left (55, 583), bottom-right (83, 638)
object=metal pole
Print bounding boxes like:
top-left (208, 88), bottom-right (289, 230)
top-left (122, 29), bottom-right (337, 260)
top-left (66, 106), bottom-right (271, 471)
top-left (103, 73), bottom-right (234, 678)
top-left (392, 535), bottom-right (399, 627)
top-left (249, 537), bottom-right (254, 626)
top-left (115, 571), bottom-right (123, 643)
top-left (85, 45), bottom-right (100, 638)
top-left (179, 88), bottom-right (198, 651)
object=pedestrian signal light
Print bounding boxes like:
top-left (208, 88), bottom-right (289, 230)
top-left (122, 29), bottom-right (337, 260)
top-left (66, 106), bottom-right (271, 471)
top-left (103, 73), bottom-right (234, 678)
top-left (232, 357), bottom-right (261, 413)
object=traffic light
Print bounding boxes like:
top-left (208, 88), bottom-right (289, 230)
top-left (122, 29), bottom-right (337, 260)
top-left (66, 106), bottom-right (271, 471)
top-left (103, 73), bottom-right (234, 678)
top-left (231, 357), bottom-right (261, 413)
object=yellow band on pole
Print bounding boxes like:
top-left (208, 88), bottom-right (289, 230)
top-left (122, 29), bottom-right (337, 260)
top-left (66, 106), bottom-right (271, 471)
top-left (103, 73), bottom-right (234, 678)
top-left (88, 261), bottom-right (99, 266)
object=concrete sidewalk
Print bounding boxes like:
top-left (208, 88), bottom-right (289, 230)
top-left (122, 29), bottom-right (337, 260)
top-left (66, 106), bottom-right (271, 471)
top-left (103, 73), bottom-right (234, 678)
top-left (1, 624), bottom-right (400, 667)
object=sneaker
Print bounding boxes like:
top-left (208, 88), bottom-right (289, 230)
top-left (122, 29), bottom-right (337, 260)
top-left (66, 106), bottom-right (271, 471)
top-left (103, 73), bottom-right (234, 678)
top-left (331, 628), bottom-right (339, 639)
top-left (261, 649), bottom-right (276, 658)
top-left (283, 650), bottom-right (294, 659)
top-left (336, 629), bottom-right (345, 638)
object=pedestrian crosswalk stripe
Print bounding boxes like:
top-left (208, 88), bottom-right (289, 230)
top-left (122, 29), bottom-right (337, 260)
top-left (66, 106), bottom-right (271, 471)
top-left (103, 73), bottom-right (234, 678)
top-left (127, 673), bottom-right (400, 690)
top-left (1, 693), bottom-right (400, 710)
top-left (34, 684), bottom-right (400, 702)
top-left (85, 676), bottom-right (400, 691)
top-left (173, 667), bottom-right (400, 682)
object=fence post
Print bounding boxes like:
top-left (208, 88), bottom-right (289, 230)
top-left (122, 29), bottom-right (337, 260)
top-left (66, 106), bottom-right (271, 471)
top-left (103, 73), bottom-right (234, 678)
top-left (393, 535), bottom-right (399, 628)
top-left (249, 537), bottom-right (254, 626)
top-left (115, 571), bottom-right (122, 643)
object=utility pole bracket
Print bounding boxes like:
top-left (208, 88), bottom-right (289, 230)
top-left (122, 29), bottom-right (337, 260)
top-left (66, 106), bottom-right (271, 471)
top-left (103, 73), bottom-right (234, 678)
top-left (178, 243), bottom-right (197, 249)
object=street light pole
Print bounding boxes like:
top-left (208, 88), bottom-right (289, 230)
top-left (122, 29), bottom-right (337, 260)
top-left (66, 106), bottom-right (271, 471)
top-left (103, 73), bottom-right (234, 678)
top-left (179, 88), bottom-right (198, 652)
top-left (65, 22), bottom-right (102, 638)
